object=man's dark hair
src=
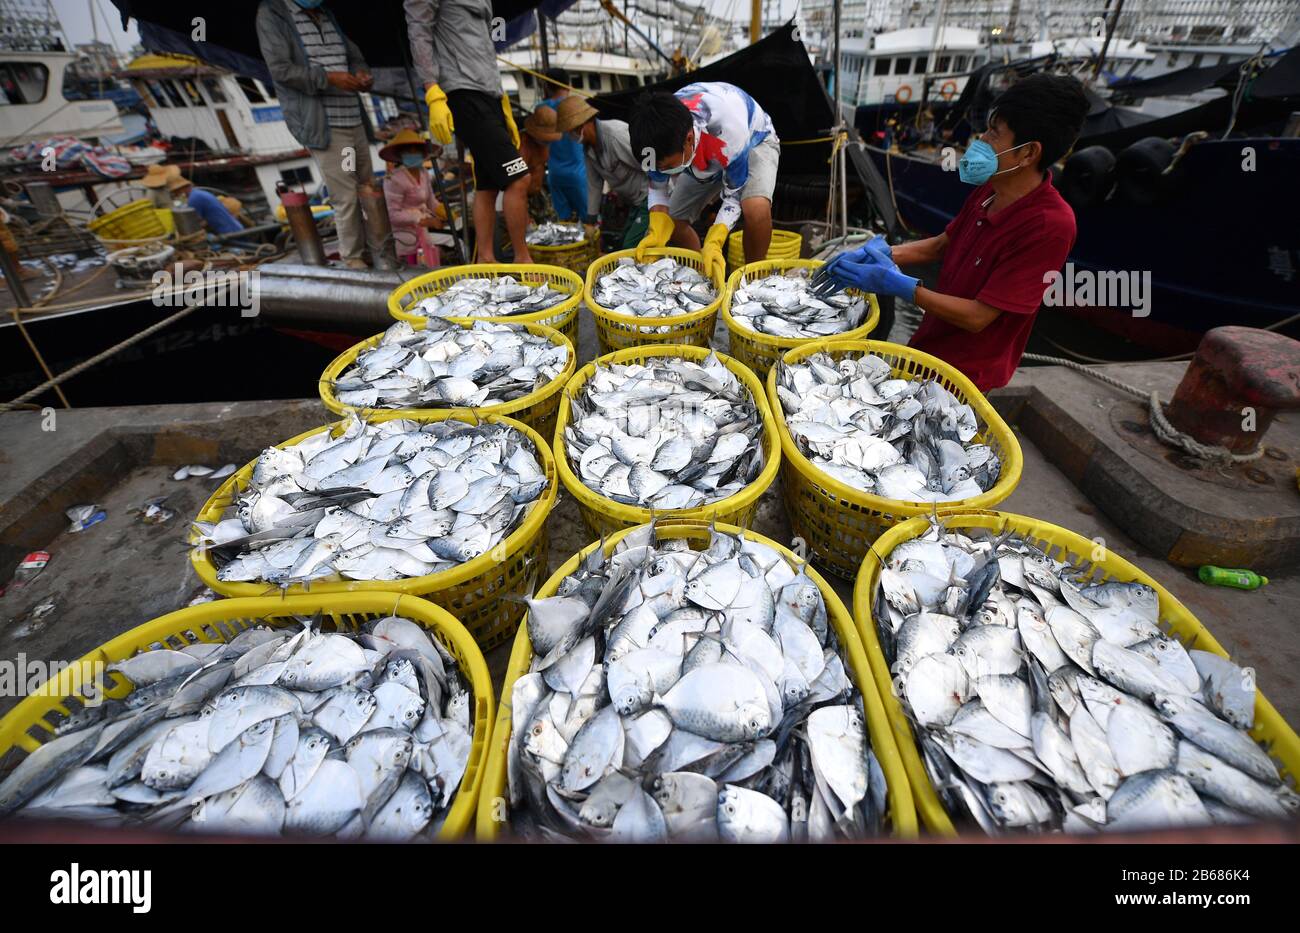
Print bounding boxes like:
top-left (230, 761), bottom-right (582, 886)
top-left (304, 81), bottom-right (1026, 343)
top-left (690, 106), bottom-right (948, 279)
top-left (628, 92), bottom-right (693, 167)
top-left (990, 73), bottom-right (1090, 168)
top-left (542, 68), bottom-right (568, 96)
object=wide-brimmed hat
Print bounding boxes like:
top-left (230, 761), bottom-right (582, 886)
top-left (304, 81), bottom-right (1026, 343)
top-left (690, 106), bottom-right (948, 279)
top-left (167, 175), bottom-right (192, 193)
top-left (379, 128), bottom-right (433, 163)
top-left (524, 105), bottom-right (562, 143)
top-left (555, 95), bottom-right (598, 134)
top-left (141, 163), bottom-right (181, 188)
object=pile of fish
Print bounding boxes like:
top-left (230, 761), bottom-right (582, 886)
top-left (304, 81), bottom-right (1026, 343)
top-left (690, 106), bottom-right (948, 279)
top-left (329, 319), bottom-right (569, 410)
top-left (508, 524), bottom-right (888, 841)
top-left (527, 222), bottom-right (587, 246)
top-left (0, 615), bottom-right (474, 840)
top-left (775, 351), bottom-right (999, 501)
top-left (873, 519), bottom-right (1298, 833)
top-left (194, 416), bottom-right (548, 586)
top-left (729, 270), bottom-right (870, 339)
top-left (593, 257), bottom-right (716, 318)
top-left (563, 354), bottom-right (765, 510)
top-left (410, 275), bottom-right (568, 319)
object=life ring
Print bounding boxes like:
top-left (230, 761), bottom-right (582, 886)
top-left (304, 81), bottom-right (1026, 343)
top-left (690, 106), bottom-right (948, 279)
top-left (939, 80), bottom-right (958, 101)
top-left (894, 84), bottom-right (913, 103)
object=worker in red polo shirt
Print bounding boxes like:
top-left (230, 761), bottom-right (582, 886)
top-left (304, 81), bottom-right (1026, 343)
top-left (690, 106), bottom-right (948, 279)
top-left (824, 74), bottom-right (1090, 391)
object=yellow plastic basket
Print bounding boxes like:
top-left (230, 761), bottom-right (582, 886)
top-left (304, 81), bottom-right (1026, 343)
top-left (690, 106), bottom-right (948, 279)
top-left (476, 519), bottom-right (918, 839)
top-left (318, 319), bottom-right (575, 443)
top-left (190, 410), bottom-right (557, 651)
top-left (721, 259), bottom-right (881, 382)
top-left (0, 593), bottom-right (493, 839)
top-left (584, 247), bottom-right (725, 355)
top-left (727, 228), bottom-right (802, 266)
top-left (767, 339), bottom-right (1022, 579)
top-left (387, 263), bottom-right (584, 349)
top-left (852, 510), bottom-right (1300, 836)
top-left (527, 235), bottom-right (598, 276)
top-left (87, 199), bottom-right (168, 243)
top-left (555, 344), bottom-right (781, 539)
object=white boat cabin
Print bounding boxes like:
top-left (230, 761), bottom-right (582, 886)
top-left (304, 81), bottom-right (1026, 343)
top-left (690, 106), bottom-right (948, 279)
top-left (837, 26), bottom-right (988, 108)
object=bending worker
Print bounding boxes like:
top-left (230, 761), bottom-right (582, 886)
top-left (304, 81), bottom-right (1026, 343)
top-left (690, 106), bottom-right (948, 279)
top-left (822, 74), bottom-right (1089, 391)
top-left (404, 0), bottom-right (532, 263)
top-left (555, 95), bottom-right (648, 249)
top-left (628, 82), bottom-right (778, 282)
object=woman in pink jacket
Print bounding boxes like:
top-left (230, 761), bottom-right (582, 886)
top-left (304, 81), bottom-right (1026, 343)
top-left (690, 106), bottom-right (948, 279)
top-left (380, 129), bottom-right (445, 267)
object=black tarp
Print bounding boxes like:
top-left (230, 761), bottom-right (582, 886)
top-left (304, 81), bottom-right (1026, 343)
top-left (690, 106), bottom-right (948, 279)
top-left (1109, 58), bottom-right (1242, 99)
top-left (589, 22), bottom-right (837, 176)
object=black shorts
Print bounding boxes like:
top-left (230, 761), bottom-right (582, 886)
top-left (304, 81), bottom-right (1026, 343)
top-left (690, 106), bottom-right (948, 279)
top-left (446, 89), bottom-right (529, 191)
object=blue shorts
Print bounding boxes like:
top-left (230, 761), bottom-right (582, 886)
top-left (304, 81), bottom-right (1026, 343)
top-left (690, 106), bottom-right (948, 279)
top-left (547, 169), bottom-right (586, 221)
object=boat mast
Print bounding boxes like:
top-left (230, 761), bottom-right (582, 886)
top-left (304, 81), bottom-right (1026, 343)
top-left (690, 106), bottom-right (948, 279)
top-left (750, 0), bottom-right (760, 43)
top-left (1094, 0), bottom-right (1125, 81)
top-left (537, 7), bottom-right (551, 71)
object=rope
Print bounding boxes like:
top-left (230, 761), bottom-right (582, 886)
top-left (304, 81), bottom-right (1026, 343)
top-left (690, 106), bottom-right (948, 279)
top-left (1, 303), bottom-right (200, 412)
top-left (1021, 352), bottom-right (1266, 466)
top-left (496, 57), bottom-right (594, 98)
top-left (781, 135), bottom-right (837, 146)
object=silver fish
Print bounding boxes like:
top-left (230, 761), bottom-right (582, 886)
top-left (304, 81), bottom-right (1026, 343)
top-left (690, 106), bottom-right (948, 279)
top-left (409, 274), bottom-right (568, 319)
top-left (592, 256), bottom-right (716, 318)
top-left (730, 269), bottom-right (868, 339)
top-left (526, 221), bottom-right (587, 246)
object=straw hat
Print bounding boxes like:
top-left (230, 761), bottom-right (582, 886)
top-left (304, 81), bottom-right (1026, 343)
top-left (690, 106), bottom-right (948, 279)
top-left (378, 128), bottom-right (432, 164)
top-left (523, 105), bottom-right (562, 143)
top-left (141, 163), bottom-right (181, 188)
top-left (167, 175), bottom-right (192, 193)
top-left (555, 96), bottom-right (598, 134)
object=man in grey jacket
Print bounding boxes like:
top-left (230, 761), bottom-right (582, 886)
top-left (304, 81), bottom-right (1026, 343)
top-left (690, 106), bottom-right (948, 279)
top-left (404, 0), bottom-right (532, 263)
top-left (256, 0), bottom-right (375, 268)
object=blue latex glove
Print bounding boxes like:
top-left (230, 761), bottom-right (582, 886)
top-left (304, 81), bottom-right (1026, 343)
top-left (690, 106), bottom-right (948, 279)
top-left (826, 257), bottom-right (919, 300)
top-left (834, 235), bottom-right (894, 267)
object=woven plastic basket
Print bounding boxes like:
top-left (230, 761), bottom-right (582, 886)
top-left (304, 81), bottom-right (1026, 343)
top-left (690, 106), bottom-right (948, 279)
top-left (767, 339), bottom-right (1023, 580)
top-left (555, 344), bottom-right (781, 539)
top-left (190, 410), bottom-right (557, 651)
top-left (852, 510), bottom-right (1300, 836)
top-left (584, 247), bottom-right (724, 355)
top-left (387, 263), bottom-right (583, 349)
top-left (318, 319), bottom-right (575, 443)
top-left (527, 234), bottom-right (597, 276)
top-left (475, 519), bottom-right (918, 839)
top-left (721, 259), bottom-right (881, 381)
top-left (0, 593), bottom-right (493, 839)
top-left (87, 199), bottom-right (168, 244)
top-left (727, 227), bottom-right (802, 267)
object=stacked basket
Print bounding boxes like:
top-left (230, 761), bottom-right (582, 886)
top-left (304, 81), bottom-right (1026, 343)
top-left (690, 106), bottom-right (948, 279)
top-left (527, 233), bottom-right (598, 277)
top-left (726, 227), bottom-right (801, 271)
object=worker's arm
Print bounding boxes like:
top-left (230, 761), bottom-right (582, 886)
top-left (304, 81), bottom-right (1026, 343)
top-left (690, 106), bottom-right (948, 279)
top-left (403, 0), bottom-right (442, 88)
top-left (256, 5), bottom-right (328, 95)
top-left (383, 177), bottom-right (424, 226)
top-left (585, 156), bottom-right (603, 221)
top-left (911, 287), bottom-right (1002, 333)
top-left (890, 233), bottom-right (947, 266)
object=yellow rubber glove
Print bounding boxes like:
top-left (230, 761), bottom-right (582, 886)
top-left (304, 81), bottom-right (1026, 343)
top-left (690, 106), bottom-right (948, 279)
top-left (425, 84), bottom-right (454, 145)
top-left (584, 222), bottom-right (600, 244)
top-left (700, 223), bottom-right (728, 283)
top-left (501, 95), bottom-right (521, 149)
top-left (636, 210), bottom-right (674, 262)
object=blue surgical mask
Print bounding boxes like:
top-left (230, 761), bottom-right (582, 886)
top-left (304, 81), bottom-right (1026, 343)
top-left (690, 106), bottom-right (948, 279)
top-left (400, 152), bottom-right (425, 168)
top-left (958, 139), bottom-right (1032, 185)
top-left (292, 0), bottom-right (325, 8)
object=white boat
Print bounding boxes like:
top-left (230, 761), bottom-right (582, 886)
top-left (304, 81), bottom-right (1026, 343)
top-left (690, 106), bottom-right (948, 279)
top-left (836, 25), bottom-right (988, 108)
top-left (0, 48), bottom-right (124, 146)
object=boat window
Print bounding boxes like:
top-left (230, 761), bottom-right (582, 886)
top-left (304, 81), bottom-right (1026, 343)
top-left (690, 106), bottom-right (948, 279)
top-left (873, 57), bottom-right (890, 76)
top-left (915, 56), bottom-right (928, 72)
top-left (257, 79), bottom-right (277, 102)
top-left (895, 57), bottom-right (911, 75)
top-left (159, 80), bottom-right (187, 108)
top-left (280, 165), bottom-right (313, 187)
top-left (1191, 54), bottom-right (1203, 67)
top-left (181, 80), bottom-right (204, 106)
top-left (144, 79), bottom-right (169, 107)
top-left (937, 55), bottom-right (950, 71)
top-left (954, 56), bottom-right (966, 71)
top-left (235, 75), bottom-right (266, 104)
top-left (202, 78), bottom-right (227, 104)
top-left (588, 75), bottom-right (601, 91)
top-left (0, 61), bottom-right (49, 104)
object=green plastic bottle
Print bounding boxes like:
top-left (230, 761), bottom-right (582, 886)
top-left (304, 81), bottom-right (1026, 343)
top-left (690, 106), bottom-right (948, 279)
top-left (1198, 566), bottom-right (1268, 590)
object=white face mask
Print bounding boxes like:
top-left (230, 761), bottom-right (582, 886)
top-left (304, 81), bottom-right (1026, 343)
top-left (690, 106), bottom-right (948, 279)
top-left (658, 129), bottom-right (695, 175)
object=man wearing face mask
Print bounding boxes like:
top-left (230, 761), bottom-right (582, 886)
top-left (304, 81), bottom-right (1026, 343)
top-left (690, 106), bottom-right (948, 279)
top-left (824, 74), bottom-right (1089, 390)
top-left (628, 82), bottom-right (778, 283)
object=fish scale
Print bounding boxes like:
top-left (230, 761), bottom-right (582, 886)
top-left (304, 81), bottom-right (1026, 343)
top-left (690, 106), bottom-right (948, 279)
top-left (410, 275), bottom-right (568, 319)
top-left (730, 269), bottom-right (869, 338)
top-left (593, 256), bottom-right (717, 319)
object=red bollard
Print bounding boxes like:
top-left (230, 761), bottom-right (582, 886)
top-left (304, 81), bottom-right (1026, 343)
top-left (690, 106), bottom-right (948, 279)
top-left (1164, 326), bottom-right (1300, 454)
